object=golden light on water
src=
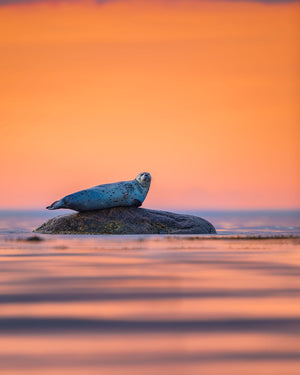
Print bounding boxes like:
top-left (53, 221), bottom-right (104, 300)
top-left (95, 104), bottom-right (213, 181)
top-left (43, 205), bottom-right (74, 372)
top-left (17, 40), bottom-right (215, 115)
top-left (0, 230), bottom-right (300, 374)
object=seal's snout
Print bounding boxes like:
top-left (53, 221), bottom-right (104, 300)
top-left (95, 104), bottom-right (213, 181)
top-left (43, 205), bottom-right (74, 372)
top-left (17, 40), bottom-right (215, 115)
top-left (136, 172), bottom-right (151, 187)
top-left (141, 172), bottom-right (150, 178)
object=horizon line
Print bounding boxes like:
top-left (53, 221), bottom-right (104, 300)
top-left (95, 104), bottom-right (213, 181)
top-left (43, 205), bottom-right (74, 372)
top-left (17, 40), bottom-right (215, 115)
top-left (0, 207), bottom-right (300, 212)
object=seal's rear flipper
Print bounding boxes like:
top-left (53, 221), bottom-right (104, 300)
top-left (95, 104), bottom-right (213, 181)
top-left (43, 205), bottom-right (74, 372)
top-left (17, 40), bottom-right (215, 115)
top-left (46, 200), bottom-right (61, 210)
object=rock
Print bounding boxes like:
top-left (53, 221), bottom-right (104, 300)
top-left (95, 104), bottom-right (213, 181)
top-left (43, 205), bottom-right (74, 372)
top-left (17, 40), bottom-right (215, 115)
top-left (34, 207), bottom-right (216, 235)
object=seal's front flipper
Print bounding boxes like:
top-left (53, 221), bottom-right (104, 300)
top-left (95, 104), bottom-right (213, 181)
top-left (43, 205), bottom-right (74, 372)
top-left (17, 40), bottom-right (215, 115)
top-left (132, 199), bottom-right (142, 207)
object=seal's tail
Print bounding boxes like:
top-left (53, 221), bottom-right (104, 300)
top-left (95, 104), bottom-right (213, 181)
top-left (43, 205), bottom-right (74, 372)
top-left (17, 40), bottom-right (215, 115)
top-left (46, 200), bottom-right (62, 210)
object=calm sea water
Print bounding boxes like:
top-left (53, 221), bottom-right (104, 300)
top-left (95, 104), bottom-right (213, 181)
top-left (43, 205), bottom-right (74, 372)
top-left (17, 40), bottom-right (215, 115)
top-left (0, 210), bottom-right (299, 375)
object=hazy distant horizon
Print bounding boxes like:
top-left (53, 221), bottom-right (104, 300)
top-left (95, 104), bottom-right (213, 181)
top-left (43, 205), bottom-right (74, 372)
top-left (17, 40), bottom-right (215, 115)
top-left (1, 207), bottom-right (299, 234)
top-left (1, 207), bottom-right (299, 213)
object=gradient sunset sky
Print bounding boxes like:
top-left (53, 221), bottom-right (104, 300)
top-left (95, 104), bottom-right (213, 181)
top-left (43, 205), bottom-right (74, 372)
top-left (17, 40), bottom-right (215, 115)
top-left (0, 0), bottom-right (299, 210)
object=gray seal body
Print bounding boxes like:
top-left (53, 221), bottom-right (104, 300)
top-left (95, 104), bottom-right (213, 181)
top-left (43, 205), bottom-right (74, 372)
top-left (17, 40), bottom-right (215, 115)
top-left (46, 172), bottom-right (151, 212)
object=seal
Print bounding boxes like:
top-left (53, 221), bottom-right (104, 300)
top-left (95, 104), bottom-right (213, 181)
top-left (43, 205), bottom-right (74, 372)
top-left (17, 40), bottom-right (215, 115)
top-left (46, 172), bottom-right (151, 212)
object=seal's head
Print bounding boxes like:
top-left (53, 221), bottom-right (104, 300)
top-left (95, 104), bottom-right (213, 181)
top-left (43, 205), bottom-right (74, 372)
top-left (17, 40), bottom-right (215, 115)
top-left (136, 172), bottom-right (151, 188)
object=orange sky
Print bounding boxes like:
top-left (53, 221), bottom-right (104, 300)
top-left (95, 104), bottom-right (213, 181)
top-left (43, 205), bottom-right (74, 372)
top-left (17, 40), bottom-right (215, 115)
top-left (0, 0), bottom-right (299, 210)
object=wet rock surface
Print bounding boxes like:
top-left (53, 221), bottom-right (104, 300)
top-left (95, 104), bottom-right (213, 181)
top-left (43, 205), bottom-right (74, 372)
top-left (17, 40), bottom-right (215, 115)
top-left (34, 207), bottom-right (216, 235)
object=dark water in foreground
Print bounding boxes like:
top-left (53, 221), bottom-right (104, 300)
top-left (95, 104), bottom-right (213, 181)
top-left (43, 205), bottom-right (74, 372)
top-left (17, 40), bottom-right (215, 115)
top-left (0, 210), bottom-right (299, 375)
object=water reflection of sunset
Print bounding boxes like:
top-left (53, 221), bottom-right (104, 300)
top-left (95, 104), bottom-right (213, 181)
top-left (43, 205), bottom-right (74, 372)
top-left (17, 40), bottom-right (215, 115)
top-left (0, 234), bottom-right (300, 375)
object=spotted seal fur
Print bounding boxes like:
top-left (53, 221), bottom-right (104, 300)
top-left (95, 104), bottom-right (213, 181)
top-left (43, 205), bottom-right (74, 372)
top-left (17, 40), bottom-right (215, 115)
top-left (46, 172), bottom-right (151, 212)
